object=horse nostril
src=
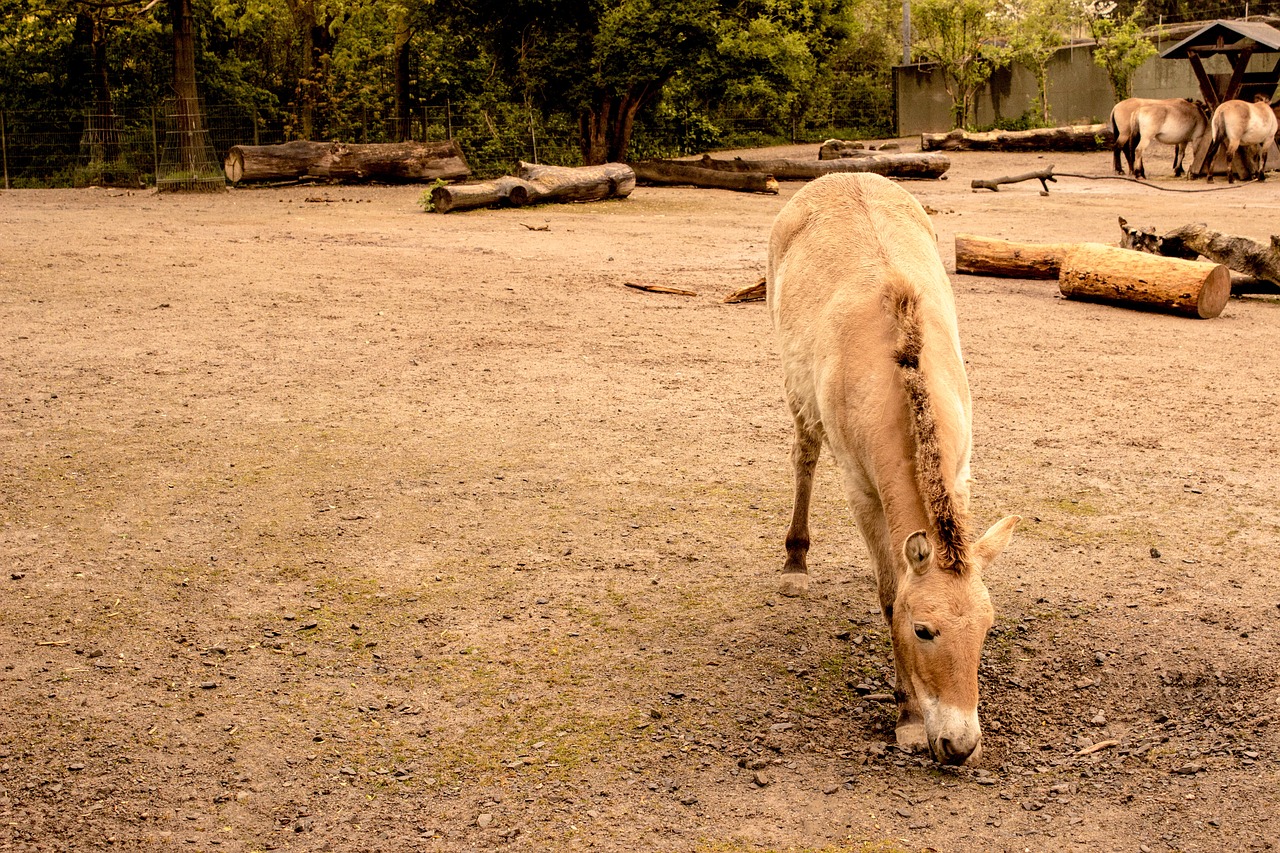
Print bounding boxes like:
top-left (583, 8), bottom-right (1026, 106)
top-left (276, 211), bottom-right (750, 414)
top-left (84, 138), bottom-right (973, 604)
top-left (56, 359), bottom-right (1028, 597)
top-left (938, 737), bottom-right (971, 766)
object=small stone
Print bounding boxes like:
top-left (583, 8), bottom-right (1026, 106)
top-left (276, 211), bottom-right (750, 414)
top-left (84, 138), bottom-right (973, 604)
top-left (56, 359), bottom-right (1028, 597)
top-left (1172, 762), bottom-right (1204, 775)
top-left (200, 681), bottom-right (217, 690)
top-left (1150, 548), bottom-right (1161, 559)
top-left (1089, 711), bottom-right (1107, 726)
top-left (752, 770), bottom-right (769, 787)
top-left (896, 807), bottom-right (913, 818)
top-left (10, 573), bottom-right (25, 580)
top-left (679, 794), bottom-right (698, 806)
top-left (67, 763), bottom-right (84, 771)
top-left (822, 783), bottom-right (839, 795)
top-left (477, 813), bottom-right (493, 828)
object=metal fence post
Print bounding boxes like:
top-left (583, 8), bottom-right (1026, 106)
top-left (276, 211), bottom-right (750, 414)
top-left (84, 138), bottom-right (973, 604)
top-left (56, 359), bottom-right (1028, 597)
top-left (151, 106), bottom-right (160, 185)
top-left (1, 109), bottom-right (9, 190)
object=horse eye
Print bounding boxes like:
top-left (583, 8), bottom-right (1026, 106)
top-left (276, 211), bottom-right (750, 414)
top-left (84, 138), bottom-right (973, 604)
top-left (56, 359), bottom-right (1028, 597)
top-left (914, 625), bottom-right (936, 641)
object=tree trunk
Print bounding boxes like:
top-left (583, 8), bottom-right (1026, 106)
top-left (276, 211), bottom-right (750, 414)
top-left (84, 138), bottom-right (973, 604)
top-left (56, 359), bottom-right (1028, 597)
top-left (921, 125), bottom-right (1114, 152)
top-left (430, 162), bottom-right (634, 213)
top-left (1118, 217), bottom-right (1280, 288)
top-left (694, 152), bottom-right (950, 181)
top-left (163, 0), bottom-right (220, 191)
top-left (224, 139), bottom-right (471, 183)
top-left (953, 234), bottom-right (1070, 278)
top-left (1058, 243), bottom-right (1232, 319)
top-left (630, 160), bottom-right (778, 193)
top-left (818, 139), bottom-right (887, 160)
top-left (392, 14), bottom-right (412, 142)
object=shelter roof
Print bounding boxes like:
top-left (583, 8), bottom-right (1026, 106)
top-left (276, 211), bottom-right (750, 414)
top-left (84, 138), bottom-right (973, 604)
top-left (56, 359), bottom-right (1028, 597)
top-left (1159, 19), bottom-right (1280, 58)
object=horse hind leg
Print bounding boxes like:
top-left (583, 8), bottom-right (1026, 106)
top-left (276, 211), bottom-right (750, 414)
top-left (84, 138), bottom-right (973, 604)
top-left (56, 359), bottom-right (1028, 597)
top-left (1172, 142), bottom-right (1185, 177)
top-left (780, 415), bottom-right (822, 597)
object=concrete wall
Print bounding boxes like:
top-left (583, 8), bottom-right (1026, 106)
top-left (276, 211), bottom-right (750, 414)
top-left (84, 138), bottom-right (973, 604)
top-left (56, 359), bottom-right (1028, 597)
top-left (894, 41), bottom-right (1272, 135)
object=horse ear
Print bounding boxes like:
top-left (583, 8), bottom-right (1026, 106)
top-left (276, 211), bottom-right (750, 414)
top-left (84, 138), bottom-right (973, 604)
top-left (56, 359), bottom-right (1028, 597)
top-left (903, 531), bottom-right (932, 575)
top-left (973, 515), bottom-right (1021, 571)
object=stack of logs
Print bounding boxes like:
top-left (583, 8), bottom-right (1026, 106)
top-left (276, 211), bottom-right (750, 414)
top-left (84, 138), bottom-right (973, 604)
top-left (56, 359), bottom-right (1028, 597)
top-left (954, 233), bottom-right (1232, 319)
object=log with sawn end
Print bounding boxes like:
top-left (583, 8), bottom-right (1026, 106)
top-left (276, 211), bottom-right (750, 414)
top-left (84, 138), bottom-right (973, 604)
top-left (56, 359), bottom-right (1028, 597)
top-left (693, 152), bottom-right (950, 180)
top-left (1058, 243), bottom-right (1231, 319)
top-left (921, 124), bottom-right (1113, 152)
top-left (954, 234), bottom-right (1072, 278)
top-left (225, 139), bottom-right (470, 184)
top-left (629, 160), bottom-right (778, 193)
top-left (430, 162), bottom-right (635, 213)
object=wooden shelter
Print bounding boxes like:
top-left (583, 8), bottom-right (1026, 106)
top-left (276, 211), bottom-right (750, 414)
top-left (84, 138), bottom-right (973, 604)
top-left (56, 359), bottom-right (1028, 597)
top-left (1159, 19), bottom-right (1280, 108)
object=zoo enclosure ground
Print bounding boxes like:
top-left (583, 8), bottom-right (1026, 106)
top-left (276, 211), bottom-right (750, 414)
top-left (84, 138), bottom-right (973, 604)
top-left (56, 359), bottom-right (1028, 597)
top-left (1, 143), bottom-right (1279, 852)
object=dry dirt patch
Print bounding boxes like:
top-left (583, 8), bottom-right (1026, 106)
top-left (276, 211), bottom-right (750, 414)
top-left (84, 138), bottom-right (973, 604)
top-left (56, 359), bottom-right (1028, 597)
top-left (2, 145), bottom-right (1279, 852)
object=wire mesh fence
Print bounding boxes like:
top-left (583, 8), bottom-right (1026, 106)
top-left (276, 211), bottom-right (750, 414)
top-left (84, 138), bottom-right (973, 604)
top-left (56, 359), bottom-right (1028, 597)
top-left (0, 101), bottom-right (893, 190)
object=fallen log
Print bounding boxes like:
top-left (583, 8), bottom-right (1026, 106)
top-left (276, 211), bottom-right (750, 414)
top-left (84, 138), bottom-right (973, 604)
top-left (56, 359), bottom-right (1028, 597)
top-left (630, 160), bottom-right (778, 193)
top-left (818, 139), bottom-right (899, 160)
top-left (224, 140), bottom-right (331, 182)
top-left (429, 161), bottom-right (635, 213)
top-left (1118, 216), bottom-right (1280, 286)
top-left (225, 139), bottom-right (470, 184)
top-left (971, 167), bottom-right (1057, 193)
top-left (723, 278), bottom-right (766, 303)
top-left (954, 234), bottom-right (1070, 279)
top-left (921, 124), bottom-right (1114, 152)
top-left (694, 152), bottom-right (950, 181)
top-left (1058, 242), bottom-right (1231, 319)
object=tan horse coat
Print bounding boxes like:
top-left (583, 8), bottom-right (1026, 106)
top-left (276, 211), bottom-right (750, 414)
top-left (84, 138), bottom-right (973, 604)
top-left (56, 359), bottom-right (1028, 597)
top-left (1130, 99), bottom-right (1209, 179)
top-left (1203, 97), bottom-right (1279, 182)
top-left (767, 173), bottom-right (1019, 765)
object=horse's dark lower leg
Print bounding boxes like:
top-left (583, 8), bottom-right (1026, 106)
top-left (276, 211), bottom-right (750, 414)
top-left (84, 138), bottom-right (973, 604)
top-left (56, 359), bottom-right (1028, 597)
top-left (780, 421), bottom-right (821, 597)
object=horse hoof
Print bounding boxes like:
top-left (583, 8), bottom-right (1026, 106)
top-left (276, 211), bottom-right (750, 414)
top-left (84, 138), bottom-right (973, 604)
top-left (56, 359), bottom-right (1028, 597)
top-left (778, 573), bottom-right (809, 597)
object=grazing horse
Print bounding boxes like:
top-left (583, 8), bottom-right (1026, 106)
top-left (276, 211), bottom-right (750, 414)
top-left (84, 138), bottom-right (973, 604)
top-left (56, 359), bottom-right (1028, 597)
top-left (767, 173), bottom-right (1019, 766)
top-left (1109, 97), bottom-right (1164, 174)
top-left (1130, 99), bottom-right (1210, 179)
top-left (1201, 96), bottom-right (1279, 183)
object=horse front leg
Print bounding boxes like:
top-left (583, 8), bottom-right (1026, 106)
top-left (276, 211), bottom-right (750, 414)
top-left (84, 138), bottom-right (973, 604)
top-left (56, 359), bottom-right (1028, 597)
top-left (779, 417), bottom-right (822, 597)
top-left (1172, 142), bottom-right (1185, 177)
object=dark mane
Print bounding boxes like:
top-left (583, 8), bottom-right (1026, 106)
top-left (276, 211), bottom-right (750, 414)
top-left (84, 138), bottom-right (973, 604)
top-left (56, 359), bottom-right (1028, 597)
top-left (889, 287), bottom-right (971, 573)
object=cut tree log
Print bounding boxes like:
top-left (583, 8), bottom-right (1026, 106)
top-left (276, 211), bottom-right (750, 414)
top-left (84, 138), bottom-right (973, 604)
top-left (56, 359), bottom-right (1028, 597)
top-left (921, 125), bottom-right (1114, 152)
top-left (693, 152), bottom-right (950, 180)
top-left (818, 139), bottom-right (899, 159)
top-left (630, 160), bottom-right (779, 193)
top-left (223, 140), bottom-right (331, 182)
top-left (1058, 242), bottom-right (1231, 319)
top-left (224, 139), bottom-right (470, 183)
top-left (429, 161), bottom-right (635, 213)
top-left (723, 278), bottom-right (767, 303)
top-left (954, 234), bottom-right (1071, 279)
top-left (1117, 216), bottom-right (1280, 287)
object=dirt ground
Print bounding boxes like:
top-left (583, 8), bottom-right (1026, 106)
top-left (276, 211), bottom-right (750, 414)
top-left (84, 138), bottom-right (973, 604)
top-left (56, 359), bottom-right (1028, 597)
top-left (3, 141), bottom-right (1280, 853)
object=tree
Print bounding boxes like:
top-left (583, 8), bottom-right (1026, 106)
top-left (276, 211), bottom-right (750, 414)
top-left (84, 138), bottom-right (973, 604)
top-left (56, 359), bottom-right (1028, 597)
top-left (452, 0), bottom-right (718, 165)
top-left (913, 0), bottom-right (1006, 129)
top-left (1000, 0), bottom-right (1069, 125)
top-left (1083, 0), bottom-right (1155, 101)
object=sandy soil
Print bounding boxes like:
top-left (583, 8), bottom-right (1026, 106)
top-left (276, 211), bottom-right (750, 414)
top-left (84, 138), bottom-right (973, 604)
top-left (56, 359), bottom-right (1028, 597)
top-left (2, 142), bottom-right (1279, 853)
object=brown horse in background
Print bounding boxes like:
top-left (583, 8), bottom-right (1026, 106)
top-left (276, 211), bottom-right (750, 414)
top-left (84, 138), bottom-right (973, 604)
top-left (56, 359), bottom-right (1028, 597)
top-left (1200, 96), bottom-right (1279, 183)
top-left (1109, 97), bottom-right (1166, 174)
top-left (1129, 99), bottom-right (1210, 179)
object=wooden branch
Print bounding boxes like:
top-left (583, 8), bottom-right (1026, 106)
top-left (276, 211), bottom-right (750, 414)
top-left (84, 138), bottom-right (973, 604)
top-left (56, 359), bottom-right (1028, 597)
top-left (624, 282), bottom-right (697, 297)
top-left (1058, 243), bottom-right (1231, 319)
top-left (694, 152), bottom-right (950, 181)
top-left (723, 278), bottom-right (766, 303)
top-left (225, 139), bottom-right (470, 184)
top-left (430, 162), bottom-right (635, 213)
top-left (921, 124), bottom-right (1114, 152)
top-left (954, 234), bottom-right (1070, 278)
top-left (1118, 216), bottom-right (1280, 286)
top-left (630, 160), bottom-right (779, 193)
top-left (971, 167), bottom-right (1058, 192)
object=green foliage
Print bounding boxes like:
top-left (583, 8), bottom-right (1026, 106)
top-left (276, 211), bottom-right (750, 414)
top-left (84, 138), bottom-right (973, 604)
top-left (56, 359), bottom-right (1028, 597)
top-left (1000, 0), bottom-right (1071, 125)
top-left (1083, 0), bottom-right (1156, 100)
top-left (913, 0), bottom-right (1007, 130)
